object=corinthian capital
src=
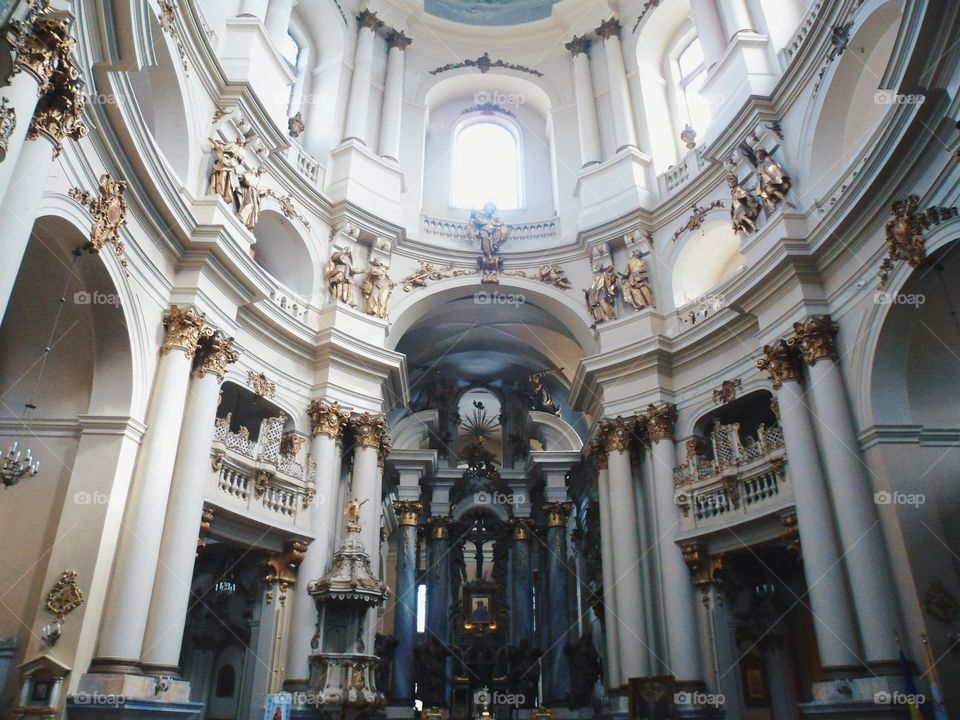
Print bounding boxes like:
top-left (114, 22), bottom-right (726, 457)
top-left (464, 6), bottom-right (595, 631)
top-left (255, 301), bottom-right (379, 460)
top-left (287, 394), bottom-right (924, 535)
top-left (793, 315), bottom-right (839, 366)
top-left (597, 416), bottom-right (631, 454)
top-left (392, 500), bottom-right (422, 526)
top-left (161, 306), bottom-right (207, 358)
top-left (595, 17), bottom-right (622, 41)
top-left (756, 338), bottom-right (803, 390)
top-left (565, 34), bottom-right (591, 56)
top-left (386, 29), bottom-right (412, 50)
top-left (587, 437), bottom-right (608, 471)
top-left (14, 14), bottom-right (73, 88)
top-left (27, 54), bottom-right (87, 156)
top-left (307, 399), bottom-right (351, 443)
top-left (193, 331), bottom-right (239, 381)
top-left (350, 412), bottom-right (392, 465)
top-left (357, 9), bottom-right (382, 31)
top-left (645, 403), bottom-right (678, 442)
top-left (543, 501), bottom-right (573, 527)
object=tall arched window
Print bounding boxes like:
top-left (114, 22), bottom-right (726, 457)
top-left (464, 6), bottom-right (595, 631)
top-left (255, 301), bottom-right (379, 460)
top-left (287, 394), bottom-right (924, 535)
top-left (281, 29), bottom-right (309, 116)
top-left (676, 37), bottom-right (712, 136)
top-left (452, 120), bottom-right (522, 210)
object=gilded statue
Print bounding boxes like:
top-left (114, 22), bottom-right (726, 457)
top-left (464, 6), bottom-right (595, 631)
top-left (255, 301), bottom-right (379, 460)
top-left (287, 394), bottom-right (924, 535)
top-left (360, 257), bottom-right (394, 319)
top-left (326, 247), bottom-right (359, 306)
top-left (208, 137), bottom-right (246, 204)
top-left (755, 148), bottom-right (791, 211)
top-left (529, 372), bottom-right (560, 415)
top-left (345, 497), bottom-right (368, 532)
top-left (620, 251), bottom-right (655, 311)
top-left (467, 202), bottom-right (510, 283)
top-left (237, 166), bottom-right (264, 230)
top-left (727, 173), bottom-right (761, 235)
top-left (538, 263), bottom-right (572, 289)
top-left (585, 264), bottom-right (618, 324)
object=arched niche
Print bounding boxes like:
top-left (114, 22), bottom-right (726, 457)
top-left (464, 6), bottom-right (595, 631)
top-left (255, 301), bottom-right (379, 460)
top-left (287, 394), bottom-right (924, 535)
top-left (670, 219), bottom-right (745, 307)
top-left (251, 209), bottom-right (316, 299)
top-left (805, 0), bottom-right (902, 187)
top-left (217, 381), bottom-right (296, 440)
top-left (127, 15), bottom-right (194, 181)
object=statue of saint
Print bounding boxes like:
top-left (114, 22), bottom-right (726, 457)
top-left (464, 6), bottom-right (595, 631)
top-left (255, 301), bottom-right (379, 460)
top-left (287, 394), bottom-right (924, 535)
top-left (538, 263), bottom-right (572, 288)
top-left (727, 172), bottom-right (761, 235)
top-left (621, 252), bottom-right (655, 311)
top-left (237, 166), bottom-right (264, 230)
top-left (467, 202), bottom-right (510, 283)
top-left (585, 264), bottom-right (618, 324)
top-left (360, 258), bottom-right (394, 319)
top-left (345, 497), bottom-right (367, 532)
top-left (326, 247), bottom-right (359, 306)
top-left (755, 148), bottom-right (791, 211)
top-left (529, 372), bottom-right (561, 414)
top-left (208, 137), bottom-right (245, 204)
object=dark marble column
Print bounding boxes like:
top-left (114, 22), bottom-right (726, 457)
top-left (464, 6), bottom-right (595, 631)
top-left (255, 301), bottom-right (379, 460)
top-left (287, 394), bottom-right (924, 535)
top-left (510, 519), bottom-right (534, 643)
top-left (425, 516), bottom-right (451, 641)
top-left (391, 501), bottom-right (422, 702)
top-left (541, 502), bottom-right (573, 705)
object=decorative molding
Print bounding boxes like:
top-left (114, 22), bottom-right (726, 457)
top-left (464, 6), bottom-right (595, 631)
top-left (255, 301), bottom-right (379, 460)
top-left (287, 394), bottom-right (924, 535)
top-left (68, 173), bottom-right (129, 271)
top-left (879, 195), bottom-right (957, 288)
top-left (543, 501), bottom-right (573, 527)
top-left (45, 570), bottom-right (83, 620)
top-left (645, 404), bottom-right (677, 442)
top-left (392, 500), bottom-right (422, 526)
top-left (631, 1), bottom-right (662, 33)
top-left (428, 51), bottom-right (543, 77)
top-left (254, 469), bottom-right (272, 498)
top-left (671, 200), bottom-right (725, 242)
top-left (461, 102), bottom-right (516, 118)
top-left (263, 540), bottom-right (307, 606)
top-left (597, 416), bottom-right (631, 454)
top-left (595, 16), bottom-right (622, 41)
top-left (357, 9), bottom-right (382, 31)
top-left (158, 1), bottom-right (189, 73)
top-left (793, 315), bottom-right (838, 366)
top-left (401, 261), bottom-right (475, 292)
top-left (386, 29), bottom-right (412, 51)
top-left (247, 371), bottom-right (276, 398)
top-left (564, 35), bottom-right (590, 56)
top-left (0, 98), bottom-right (15, 161)
top-left (712, 379), bottom-right (741, 405)
top-left (265, 188), bottom-right (311, 228)
top-left (428, 515), bottom-right (452, 539)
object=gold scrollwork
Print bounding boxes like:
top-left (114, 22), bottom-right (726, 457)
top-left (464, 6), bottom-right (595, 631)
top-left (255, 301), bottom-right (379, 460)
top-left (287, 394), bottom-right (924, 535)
top-left (46, 570), bottom-right (83, 620)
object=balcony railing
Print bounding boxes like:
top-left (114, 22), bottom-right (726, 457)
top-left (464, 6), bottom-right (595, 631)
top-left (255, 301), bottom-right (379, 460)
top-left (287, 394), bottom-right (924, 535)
top-left (421, 214), bottom-right (559, 245)
top-left (674, 422), bottom-right (790, 532)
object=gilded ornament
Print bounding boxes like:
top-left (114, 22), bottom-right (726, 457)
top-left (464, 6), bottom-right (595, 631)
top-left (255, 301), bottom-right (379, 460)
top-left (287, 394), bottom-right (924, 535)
top-left (565, 35), bottom-right (590, 56)
top-left (349, 412), bottom-right (391, 452)
top-left (727, 173), bottom-right (761, 235)
top-left (537, 263), bottom-right (572, 289)
top-left (68, 173), bottom-right (129, 270)
top-left (288, 111), bottom-right (305, 138)
top-left (756, 338), bottom-right (803, 390)
top-left (45, 570), bottom-right (83, 620)
top-left (740, 145), bottom-right (792, 212)
top-left (161, 305), bottom-right (207, 358)
top-left (528, 372), bottom-right (561, 415)
top-left (509, 518), bottom-right (531, 541)
top-left (598, 416), bottom-right (631, 454)
top-left (193, 330), bottom-right (239, 381)
top-left (671, 200), bottom-right (725, 242)
top-left (586, 437), bottom-right (608, 471)
top-left (392, 501), bottom-right (422, 527)
top-left (792, 315), bottom-right (838, 366)
top-left (357, 9), bottom-right (382, 31)
top-left (0, 98), bottom-right (16, 162)
top-left (302, 486), bottom-right (316, 509)
top-left (254, 470), bottom-right (272, 498)
top-left (345, 497), bottom-right (368, 532)
top-left (467, 203), bottom-right (511, 283)
top-left (280, 432), bottom-right (306, 456)
top-left (645, 403), bottom-right (677, 442)
top-left (27, 56), bottom-right (87, 157)
top-left (360, 258), bottom-right (394, 319)
top-left (247, 370), bottom-right (276, 398)
top-left (880, 195), bottom-right (958, 287)
top-left (595, 16), bottom-right (622, 40)
top-left (327, 247), bottom-right (359, 306)
top-left (264, 189), bottom-right (311, 228)
top-left (428, 51), bottom-right (542, 78)
top-left (585, 264), bottom-right (618, 324)
top-left (428, 515), bottom-right (451, 540)
top-left (211, 450), bottom-right (224, 472)
top-left (620, 251), bottom-right (655, 311)
top-left (158, 0), bottom-right (189, 73)
top-left (781, 512), bottom-right (801, 557)
top-left (543, 501), bottom-right (573, 528)
top-left (197, 507), bottom-right (214, 554)
top-left (13, 14), bottom-right (72, 91)
top-left (386, 29), bottom-right (413, 51)
top-left (307, 399), bottom-right (351, 443)
top-left (712, 379), bottom-right (741, 405)
top-left (263, 540), bottom-right (308, 605)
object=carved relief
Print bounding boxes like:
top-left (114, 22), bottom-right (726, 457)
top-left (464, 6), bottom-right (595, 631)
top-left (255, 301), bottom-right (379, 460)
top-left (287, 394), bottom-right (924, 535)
top-left (645, 404), bottom-right (678, 442)
top-left (671, 200), bottom-right (725, 242)
top-left (69, 173), bottom-right (129, 270)
top-left (756, 338), bottom-right (803, 390)
top-left (247, 371), bottom-right (276, 398)
top-left (307, 399), bottom-right (351, 443)
top-left (193, 331), bottom-right (239, 381)
top-left (597, 416), bottom-right (631, 454)
top-left (879, 195), bottom-right (958, 287)
top-left (28, 56), bottom-right (87, 156)
top-left (793, 315), bottom-right (838, 366)
top-left (263, 540), bottom-right (308, 607)
top-left (46, 570), bottom-right (83, 620)
top-left (161, 306), bottom-right (207, 358)
top-left (467, 203), bottom-right (510, 283)
top-left (713, 379), bottom-right (741, 405)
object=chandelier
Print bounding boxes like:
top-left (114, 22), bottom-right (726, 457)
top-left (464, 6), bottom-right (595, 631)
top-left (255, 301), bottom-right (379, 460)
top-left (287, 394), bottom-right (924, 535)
top-left (2, 440), bottom-right (39, 487)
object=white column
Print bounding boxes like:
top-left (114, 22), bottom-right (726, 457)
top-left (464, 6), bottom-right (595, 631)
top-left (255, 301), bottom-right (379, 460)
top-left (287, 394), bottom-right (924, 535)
top-left (758, 340), bottom-right (862, 672)
top-left (689, 2), bottom-right (726, 68)
top-left (601, 418), bottom-right (649, 681)
top-left (238, 0), bottom-right (269, 20)
top-left (349, 413), bottom-right (388, 564)
top-left (342, 10), bottom-right (380, 145)
top-left (719, 0), bottom-right (755, 38)
top-left (378, 30), bottom-right (411, 161)
top-left (596, 18), bottom-right (638, 153)
top-left (566, 35), bottom-right (602, 166)
top-left (647, 407), bottom-right (704, 684)
top-left (264, 0), bottom-right (295, 48)
top-left (285, 401), bottom-right (348, 686)
top-left (590, 442), bottom-right (620, 688)
top-left (89, 307), bottom-right (208, 674)
top-left (141, 332), bottom-right (238, 674)
top-left (795, 317), bottom-right (901, 667)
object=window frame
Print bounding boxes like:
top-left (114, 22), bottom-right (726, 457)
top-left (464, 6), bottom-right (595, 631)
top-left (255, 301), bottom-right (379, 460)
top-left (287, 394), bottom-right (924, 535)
top-left (665, 27), bottom-right (713, 156)
top-left (284, 23), bottom-right (310, 117)
top-left (449, 114), bottom-right (526, 211)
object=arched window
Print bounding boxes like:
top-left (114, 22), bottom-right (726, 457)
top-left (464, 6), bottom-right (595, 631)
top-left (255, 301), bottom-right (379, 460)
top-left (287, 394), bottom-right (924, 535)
top-left (675, 36), bottom-right (712, 137)
top-left (282, 28), bottom-right (309, 116)
top-left (452, 120), bottom-right (523, 210)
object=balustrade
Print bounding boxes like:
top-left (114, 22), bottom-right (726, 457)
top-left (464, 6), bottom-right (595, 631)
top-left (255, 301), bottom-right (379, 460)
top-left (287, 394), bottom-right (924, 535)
top-left (421, 214), bottom-right (559, 245)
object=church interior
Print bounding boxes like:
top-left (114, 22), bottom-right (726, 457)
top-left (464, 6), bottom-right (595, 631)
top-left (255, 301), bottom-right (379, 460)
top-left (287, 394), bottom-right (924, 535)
top-left (0, 0), bottom-right (959, 719)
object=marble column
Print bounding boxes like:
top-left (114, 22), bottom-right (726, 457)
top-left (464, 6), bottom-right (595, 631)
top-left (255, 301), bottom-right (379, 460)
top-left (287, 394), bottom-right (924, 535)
top-left (794, 316), bottom-right (901, 668)
top-left (141, 331), bottom-right (239, 675)
top-left (599, 417), bottom-right (648, 681)
top-left (342, 10), bottom-right (381, 145)
top-left (378, 30), bottom-right (411, 162)
top-left (0, 52), bottom-right (87, 324)
top-left (89, 307), bottom-right (208, 674)
top-left (285, 400), bottom-right (350, 687)
top-left (757, 339), bottom-right (862, 673)
top-left (348, 412), bottom-right (390, 559)
top-left (541, 502), bottom-right (573, 705)
top-left (588, 438), bottom-right (620, 688)
top-left (595, 18), bottom-right (638, 153)
top-left (509, 520), bottom-right (534, 644)
top-left (565, 35), bottom-right (602, 167)
top-left (645, 404), bottom-right (705, 687)
top-left (264, 0), bottom-right (295, 48)
top-left (426, 516), bottom-right (452, 642)
top-left (391, 501), bottom-right (422, 702)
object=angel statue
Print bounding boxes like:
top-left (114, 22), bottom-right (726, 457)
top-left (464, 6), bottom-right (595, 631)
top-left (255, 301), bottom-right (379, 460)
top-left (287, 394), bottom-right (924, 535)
top-left (237, 166), bottom-right (265, 230)
top-left (529, 372), bottom-right (561, 415)
top-left (345, 497), bottom-right (368, 532)
top-left (360, 257), bottom-right (395, 319)
top-left (326, 247), bottom-right (359, 306)
top-left (727, 172), bottom-right (761, 235)
top-left (755, 148), bottom-right (792, 211)
top-left (621, 251), bottom-right (655, 311)
top-left (538, 263), bottom-right (572, 289)
top-left (585, 264), bottom-right (618, 324)
top-left (466, 202), bottom-right (511, 283)
top-left (208, 137), bottom-right (246, 204)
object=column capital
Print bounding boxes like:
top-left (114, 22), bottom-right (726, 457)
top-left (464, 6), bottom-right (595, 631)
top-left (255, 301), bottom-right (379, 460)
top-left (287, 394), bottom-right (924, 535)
top-left (386, 29), bottom-right (412, 50)
top-left (597, 416), bottom-right (631, 454)
top-left (307, 399), bottom-right (351, 443)
top-left (427, 515), bottom-right (451, 539)
top-left (756, 338), bottom-right (803, 389)
top-left (263, 540), bottom-right (308, 606)
top-left (509, 517), bottom-right (532, 540)
top-left (543, 501), bottom-right (573, 527)
top-left (349, 412), bottom-right (392, 467)
top-left (587, 437), bottom-right (608, 471)
top-left (565, 34), bottom-right (591, 56)
top-left (392, 500), bottom-right (422, 526)
top-left (193, 330), bottom-right (239, 381)
top-left (645, 403), bottom-right (678, 442)
top-left (161, 305), bottom-right (207, 358)
top-left (357, 9), bottom-right (382, 31)
top-left (595, 16), bottom-right (622, 41)
top-left (793, 315), bottom-right (839, 366)
top-left (28, 55), bottom-right (87, 156)
top-left (14, 13), bottom-right (73, 86)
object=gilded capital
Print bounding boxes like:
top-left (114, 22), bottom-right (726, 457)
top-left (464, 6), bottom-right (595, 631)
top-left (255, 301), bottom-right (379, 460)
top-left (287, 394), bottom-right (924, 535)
top-left (756, 338), bottom-right (803, 390)
top-left (565, 35), bottom-right (591, 56)
top-left (307, 399), bottom-right (351, 444)
top-left (392, 500), bottom-right (422, 526)
top-left (428, 515), bottom-right (451, 539)
top-left (386, 29), bottom-right (412, 50)
top-left (193, 330), bottom-right (239, 381)
top-left (544, 501), bottom-right (573, 528)
top-left (357, 9), bottom-right (382, 31)
top-left (161, 305), bottom-right (207, 358)
top-left (509, 518), bottom-right (532, 541)
top-left (793, 315), bottom-right (839, 366)
top-left (645, 403), bottom-right (678, 442)
top-left (595, 17), bottom-right (622, 41)
top-left (27, 56), bottom-right (87, 156)
top-left (14, 14), bottom-right (73, 87)
top-left (598, 416), bottom-right (631, 454)
top-left (587, 437), bottom-right (608, 471)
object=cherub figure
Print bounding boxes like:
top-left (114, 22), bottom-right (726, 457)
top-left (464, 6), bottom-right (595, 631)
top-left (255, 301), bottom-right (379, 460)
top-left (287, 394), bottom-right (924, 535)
top-left (538, 263), bottom-right (572, 289)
